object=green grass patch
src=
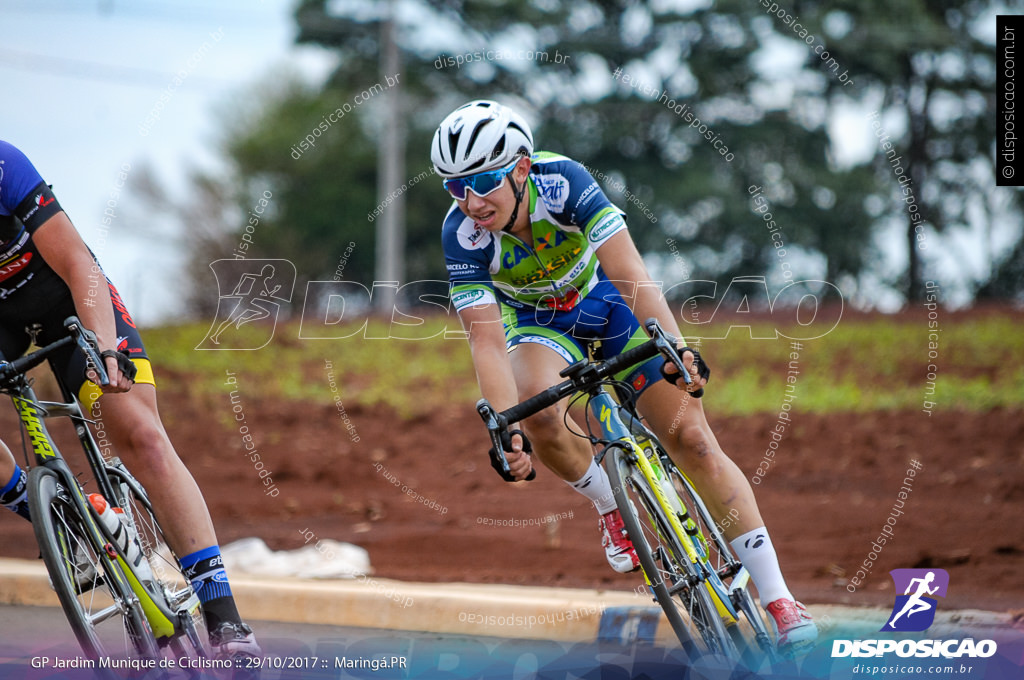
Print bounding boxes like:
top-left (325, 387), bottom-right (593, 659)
top-left (140, 312), bottom-right (1022, 417)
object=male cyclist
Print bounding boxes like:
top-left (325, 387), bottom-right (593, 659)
top-left (432, 100), bottom-right (817, 655)
top-left (0, 140), bottom-right (260, 661)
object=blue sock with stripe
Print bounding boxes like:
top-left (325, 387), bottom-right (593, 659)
top-left (0, 466), bottom-right (31, 521)
top-left (180, 545), bottom-right (241, 630)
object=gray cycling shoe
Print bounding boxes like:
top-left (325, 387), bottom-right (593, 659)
top-left (211, 621), bottom-right (262, 678)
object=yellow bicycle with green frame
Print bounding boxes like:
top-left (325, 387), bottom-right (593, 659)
top-left (479, 319), bottom-right (780, 666)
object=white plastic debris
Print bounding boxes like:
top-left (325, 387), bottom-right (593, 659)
top-left (220, 537), bottom-right (372, 579)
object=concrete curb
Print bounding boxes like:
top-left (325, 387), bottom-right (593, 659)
top-left (0, 558), bottom-right (672, 644)
top-left (2, 559), bottom-right (1016, 646)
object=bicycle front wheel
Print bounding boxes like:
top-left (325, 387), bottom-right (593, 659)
top-left (606, 446), bottom-right (738, 660)
top-left (28, 466), bottom-right (160, 663)
top-left (667, 464), bottom-right (780, 666)
top-left (107, 462), bottom-right (209, 660)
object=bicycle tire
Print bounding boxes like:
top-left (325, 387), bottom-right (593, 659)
top-left (106, 463), bottom-right (209, 660)
top-left (28, 466), bottom-right (161, 663)
top-left (667, 463), bottom-right (780, 666)
top-left (606, 445), bottom-right (739, 660)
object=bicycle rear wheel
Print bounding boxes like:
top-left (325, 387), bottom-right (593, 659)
top-left (606, 445), bottom-right (738, 660)
top-left (28, 466), bottom-right (160, 663)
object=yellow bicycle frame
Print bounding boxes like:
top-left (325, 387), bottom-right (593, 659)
top-left (594, 396), bottom-right (739, 626)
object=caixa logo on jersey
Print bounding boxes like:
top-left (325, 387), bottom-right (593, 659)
top-left (832, 569), bottom-right (997, 659)
top-left (196, 259), bottom-right (297, 351)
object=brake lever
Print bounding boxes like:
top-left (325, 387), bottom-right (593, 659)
top-left (64, 316), bottom-right (110, 387)
top-left (476, 399), bottom-right (510, 475)
top-left (644, 318), bottom-right (703, 397)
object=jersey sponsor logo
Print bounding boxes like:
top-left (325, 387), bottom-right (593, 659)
top-left (0, 251), bottom-right (32, 282)
top-left (107, 282), bottom-right (137, 329)
top-left (502, 244), bottom-right (533, 269)
top-left (0, 230), bottom-right (30, 260)
top-left (35, 192), bottom-right (55, 208)
top-left (514, 335), bottom-right (575, 364)
top-left (19, 203), bottom-right (41, 223)
top-left (533, 174), bottom-right (569, 212)
top-left (116, 336), bottom-right (129, 352)
top-left (452, 288), bottom-right (488, 308)
top-left (509, 246), bottom-right (584, 286)
top-left (446, 263), bottom-right (474, 272)
top-left (0, 271), bottom-right (34, 300)
top-left (574, 182), bottom-right (599, 211)
top-left (588, 213), bottom-right (623, 243)
top-left (535, 230), bottom-right (568, 251)
top-left (456, 222), bottom-right (489, 250)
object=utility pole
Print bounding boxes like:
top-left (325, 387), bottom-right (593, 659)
top-left (374, 0), bottom-right (405, 313)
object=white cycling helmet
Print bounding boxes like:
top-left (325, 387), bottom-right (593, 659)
top-left (431, 100), bottom-right (534, 179)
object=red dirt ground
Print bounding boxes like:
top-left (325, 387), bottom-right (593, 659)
top-left (2, 386), bottom-right (1021, 615)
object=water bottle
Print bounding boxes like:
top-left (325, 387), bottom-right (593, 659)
top-left (88, 493), bottom-right (156, 587)
top-left (646, 447), bottom-right (685, 515)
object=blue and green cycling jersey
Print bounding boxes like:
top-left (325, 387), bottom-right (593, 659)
top-left (442, 151), bottom-right (627, 313)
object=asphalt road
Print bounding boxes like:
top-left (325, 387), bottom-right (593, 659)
top-left (3, 605), bottom-right (1022, 680)
top-left (0, 605), bottom-right (688, 679)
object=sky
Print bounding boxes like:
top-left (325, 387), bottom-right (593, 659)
top-left (2, 1), bottom-right (1014, 323)
top-left (2, 0), bottom-right (334, 324)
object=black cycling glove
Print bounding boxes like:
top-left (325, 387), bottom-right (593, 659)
top-left (488, 429), bottom-right (536, 482)
top-left (660, 346), bottom-right (710, 398)
top-left (100, 349), bottom-right (137, 383)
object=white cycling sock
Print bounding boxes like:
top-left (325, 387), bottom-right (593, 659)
top-left (566, 459), bottom-right (617, 515)
top-left (730, 527), bottom-right (794, 607)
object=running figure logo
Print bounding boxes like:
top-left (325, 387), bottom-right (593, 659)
top-left (197, 259), bottom-right (296, 350)
top-left (881, 568), bottom-right (949, 632)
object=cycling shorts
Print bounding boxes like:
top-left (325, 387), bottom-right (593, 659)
top-left (0, 272), bottom-right (153, 411)
top-left (503, 275), bottom-right (667, 397)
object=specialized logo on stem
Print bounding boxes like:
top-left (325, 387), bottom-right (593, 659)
top-left (196, 259), bottom-right (296, 350)
top-left (832, 568), bottom-right (998, 660)
top-left (882, 568), bottom-right (948, 632)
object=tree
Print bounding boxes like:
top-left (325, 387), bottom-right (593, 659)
top-left (294, 0), bottom-right (879, 304)
top-left (791, 0), bottom-right (1018, 301)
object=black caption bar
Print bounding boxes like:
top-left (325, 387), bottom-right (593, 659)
top-left (998, 15), bottom-right (1024, 186)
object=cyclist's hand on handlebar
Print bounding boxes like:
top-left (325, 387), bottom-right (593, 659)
top-left (488, 429), bottom-right (536, 482)
top-left (504, 431), bottom-right (535, 481)
top-left (661, 345), bottom-right (710, 396)
top-left (89, 350), bottom-right (136, 393)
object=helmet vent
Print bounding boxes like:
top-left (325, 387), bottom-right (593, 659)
top-left (462, 119), bottom-right (492, 164)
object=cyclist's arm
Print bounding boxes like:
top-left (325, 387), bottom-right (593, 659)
top-left (596, 230), bottom-right (706, 390)
top-left (459, 302), bottom-right (531, 480)
top-left (32, 212), bottom-right (133, 392)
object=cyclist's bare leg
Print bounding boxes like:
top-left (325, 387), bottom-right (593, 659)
top-left (508, 343), bottom-right (592, 481)
top-left (93, 384), bottom-right (217, 555)
top-left (635, 378), bottom-right (820, 639)
top-left (636, 380), bottom-right (763, 541)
